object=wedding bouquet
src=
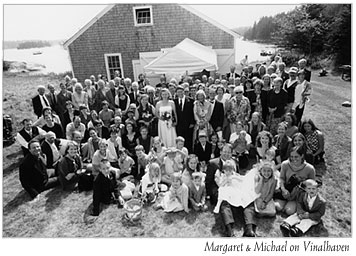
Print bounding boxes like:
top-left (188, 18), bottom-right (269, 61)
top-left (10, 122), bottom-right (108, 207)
top-left (161, 111), bottom-right (172, 128)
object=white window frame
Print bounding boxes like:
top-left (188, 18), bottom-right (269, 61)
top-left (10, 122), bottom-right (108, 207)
top-left (133, 5), bottom-right (153, 27)
top-left (104, 53), bottom-right (124, 80)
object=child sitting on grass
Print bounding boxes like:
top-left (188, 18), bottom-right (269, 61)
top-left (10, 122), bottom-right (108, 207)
top-left (161, 147), bottom-right (180, 185)
top-left (92, 159), bottom-right (125, 216)
top-left (118, 148), bottom-right (135, 179)
top-left (135, 145), bottom-right (150, 180)
top-left (189, 172), bottom-right (208, 212)
top-left (157, 172), bottom-right (189, 213)
top-left (140, 162), bottom-right (162, 203)
top-left (254, 160), bottom-right (277, 217)
top-left (280, 179), bottom-right (326, 237)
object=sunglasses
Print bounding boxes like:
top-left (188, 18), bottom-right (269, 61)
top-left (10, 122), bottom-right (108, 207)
top-left (235, 91), bottom-right (243, 94)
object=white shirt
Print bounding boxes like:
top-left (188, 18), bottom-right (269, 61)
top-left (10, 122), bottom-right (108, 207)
top-left (307, 194), bottom-right (317, 209)
top-left (107, 138), bottom-right (122, 162)
top-left (16, 127), bottom-right (46, 149)
top-left (40, 95), bottom-right (50, 108)
top-left (178, 96), bottom-right (185, 110)
top-left (49, 141), bottom-right (61, 163)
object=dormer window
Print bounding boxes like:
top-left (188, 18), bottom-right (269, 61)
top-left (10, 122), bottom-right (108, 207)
top-left (133, 6), bottom-right (153, 26)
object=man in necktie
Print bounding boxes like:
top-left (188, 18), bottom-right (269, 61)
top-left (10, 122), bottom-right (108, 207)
top-left (46, 84), bottom-right (58, 112)
top-left (32, 85), bottom-right (50, 118)
top-left (208, 88), bottom-right (224, 138)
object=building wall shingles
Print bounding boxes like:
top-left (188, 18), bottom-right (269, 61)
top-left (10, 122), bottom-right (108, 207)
top-left (68, 4), bottom-right (234, 82)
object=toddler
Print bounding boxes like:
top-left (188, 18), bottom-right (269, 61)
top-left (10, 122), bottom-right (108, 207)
top-left (213, 160), bottom-right (243, 213)
top-left (158, 172), bottom-right (189, 213)
top-left (280, 179), bottom-right (326, 237)
top-left (141, 162), bottom-right (161, 203)
top-left (161, 147), bottom-right (180, 185)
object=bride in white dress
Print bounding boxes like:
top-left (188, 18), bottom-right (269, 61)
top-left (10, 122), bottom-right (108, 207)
top-left (155, 88), bottom-right (177, 147)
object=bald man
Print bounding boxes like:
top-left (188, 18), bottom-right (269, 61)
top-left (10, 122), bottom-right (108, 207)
top-left (32, 85), bottom-right (50, 118)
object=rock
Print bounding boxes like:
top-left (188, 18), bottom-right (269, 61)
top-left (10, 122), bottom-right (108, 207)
top-left (342, 101), bottom-right (351, 107)
top-left (4, 60), bottom-right (45, 73)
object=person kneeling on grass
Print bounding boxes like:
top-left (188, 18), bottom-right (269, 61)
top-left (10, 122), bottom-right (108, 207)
top-left (280, 179), bottom-right (326, 237)
top-left (189, 172), bottom-right (208, 212)
top-left (92, 159), bottom-right (125, 216)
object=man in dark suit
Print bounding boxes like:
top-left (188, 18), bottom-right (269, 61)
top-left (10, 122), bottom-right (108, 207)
top-left (174, 85), bottom-right (195, 152)
top-left (19, 140), bottom-right (59, 199)
top-left (32, 85), bottom-right (51, 118)
top-left (41, 131), bottom-right (61, 169)
top-left (205, 143), bottom-right (236, 206)
top-left (16, 118), bottom-right (46, 156)
top-left (193, 130), bottom-right (212, 163)
top-left (105, 80), bottom-right (117, 110)
top-left (45, 84), bottom-right (58, 114)
top-left (226, 65), bottom-right (240, 81)
top-left (129, 81), bottom-right (141, 106)
top-left (208, 88), bottom-right (224, 136)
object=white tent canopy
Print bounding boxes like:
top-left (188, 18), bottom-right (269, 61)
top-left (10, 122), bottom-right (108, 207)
top-left (144, 38), bottom-right (218, 74)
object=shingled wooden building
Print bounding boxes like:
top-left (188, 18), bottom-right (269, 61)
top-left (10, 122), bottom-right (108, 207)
top-left (64, 4), bottom-right (239, 83)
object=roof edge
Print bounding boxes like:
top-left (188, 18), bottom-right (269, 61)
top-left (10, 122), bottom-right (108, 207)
top-left (179, 5), bottom-right (241, 39)
top-left (63, 4), bottom-right (115, 48)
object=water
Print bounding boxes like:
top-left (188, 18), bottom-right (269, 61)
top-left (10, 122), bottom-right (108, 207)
top-left (235, 37), bottom-right (277, 66)
top-left (3, 39), bottom-right (276, 74)
top-left (3, 44), bottom-right (71, 74)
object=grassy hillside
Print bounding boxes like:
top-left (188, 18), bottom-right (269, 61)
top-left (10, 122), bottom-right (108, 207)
top-left (2, 72), bottom-right (351, 237)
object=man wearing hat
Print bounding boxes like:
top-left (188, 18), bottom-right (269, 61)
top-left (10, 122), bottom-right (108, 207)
top-left (32, 85), bottom-right (51, 118)
top-left (193, 130), bottom-right (212, 163)
top-left (283, 67), bottom-right (299, 112)
top-left (174, 85), bottom-right (195, 152)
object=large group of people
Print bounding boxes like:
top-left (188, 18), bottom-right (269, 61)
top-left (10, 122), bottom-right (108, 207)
top-left (16, 55), bottom-right (326, 237)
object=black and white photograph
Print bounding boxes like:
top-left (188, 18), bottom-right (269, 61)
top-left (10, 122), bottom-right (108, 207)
top-left (2, 1), bottom-right (352, 251)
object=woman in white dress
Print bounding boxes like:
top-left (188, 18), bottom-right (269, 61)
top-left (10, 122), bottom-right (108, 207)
top-left (155, 88), bottom-right (177, 148)
top-left (72, 83), bottom-right (88, 110)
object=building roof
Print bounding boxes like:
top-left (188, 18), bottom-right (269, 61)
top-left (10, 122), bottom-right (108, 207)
top-left (63, 4), bottom-right (239, 49)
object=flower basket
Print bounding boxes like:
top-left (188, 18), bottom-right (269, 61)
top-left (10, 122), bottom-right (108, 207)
top-left (123, 198), bottom-right (143, 222)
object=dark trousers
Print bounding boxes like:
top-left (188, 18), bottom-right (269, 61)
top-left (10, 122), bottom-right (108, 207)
top-left (177, 126), bottom-right (194, 153)
top-left (44, 177), bottom-right (59, 192)
top-left (220, 200), bottom-right (256, 226)
top-left (295, 104), bottom-right (305, 126)
top-left (238, 153), bottom-right (249, 170)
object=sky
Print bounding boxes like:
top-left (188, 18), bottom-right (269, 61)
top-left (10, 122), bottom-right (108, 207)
top-left (3, 4), bottom-right (297, 41)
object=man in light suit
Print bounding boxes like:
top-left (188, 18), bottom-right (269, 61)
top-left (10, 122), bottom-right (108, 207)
top-left (174, 85), bottom-right (195, 152)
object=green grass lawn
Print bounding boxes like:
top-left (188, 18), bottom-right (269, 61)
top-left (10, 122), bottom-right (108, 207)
top-left (2, 72), bottom-right (351, 237)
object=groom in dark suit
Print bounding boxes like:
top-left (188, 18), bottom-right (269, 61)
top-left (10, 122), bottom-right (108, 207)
top-left (174, 85), bottom-right (195, 152)
top-left (208, 87), bottom-right (224, 136)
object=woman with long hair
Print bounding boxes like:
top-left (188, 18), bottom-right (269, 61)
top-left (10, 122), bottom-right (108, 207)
top-left (300, 119), bottom-right (325, 164)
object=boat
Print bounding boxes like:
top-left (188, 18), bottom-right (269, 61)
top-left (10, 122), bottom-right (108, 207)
top-left (260, 50), bottom-right (273, 56)
top-left (33, 51), bottom-right (43, 55)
